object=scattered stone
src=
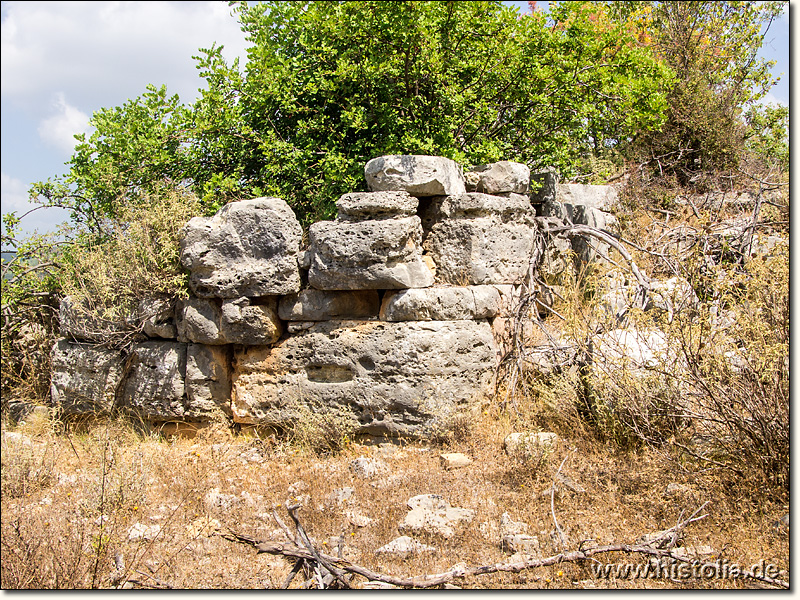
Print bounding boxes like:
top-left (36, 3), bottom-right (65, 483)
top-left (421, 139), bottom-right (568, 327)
top-left (287, 481), bottom-right (308, 495)
top-left (346, 510), bottom-right (374, 528)
top-left (399, 494), bottom-right (475, 538)
top-left (365, 155), bottom-right (466, 197)
top-left (502, 534), bottom-right (541, 555)
top-left (180, 197), bottom-right (302, 298)
top-left (439, 453), bottom-right (472, 470)
top-left (503, 432), bottom-right (558, 458)
top-left (278, 289), bottom-right (380, 321)
top-left (500, 512), bottom-right (529, 537)
top-left (349, 457), bottom-right (388, 479)
top-left (555, 472), bottom-right (586, 494)
top-left (204, 488), bottom-right (240, 511)
top-left (466, 161), bottom-right (530, 195)
top-left (673, 545), bottom-right (716, 559)
top-left (326, 487), bottom-right (355, 507)
top-left (128, 523), bottom-right (162, 542)
top-left (663, 482), bottom-right (691, 498)
top-left (375, 536), bottom-right (437, 559)
top-left (186, 517), bottom-right (221, 538)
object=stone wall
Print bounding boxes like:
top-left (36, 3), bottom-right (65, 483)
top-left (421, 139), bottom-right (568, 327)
top-left (50, 155), bottom-right (620, 439)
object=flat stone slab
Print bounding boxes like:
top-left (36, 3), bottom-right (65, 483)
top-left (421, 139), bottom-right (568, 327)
top-left (380, 285), bottom-right (505, 321)
top-left (336, 191), bottom-right (418, 221)
top-left (365, 155), bottom-right (466, 197)
top-left (230, 320), bottom-right (497, 438)
top-left (308, 217), bottom-right (434, 290)
top-left (465, 161), bottom-right (530, 195)
top-left (279, 289), bottom-right (380, 321)
top-left (179, 197), bottom-right (302, 298)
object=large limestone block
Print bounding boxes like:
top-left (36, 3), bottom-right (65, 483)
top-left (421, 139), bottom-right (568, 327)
top-left (558, 183), bottom-right (619, 211)
top-left (278, 289), bottom-right (380, 321)
top-left (380, 285), bottom-right (503, 321)
top-left (336, 191), bottom-right (418, 221)
top-left (50, 339), bottom-right (125, 416)
top-left (177, 297), bottom-right (281, 345)
top-left (536, 217), bottom-right (574, 284)
top-left (421, 193), bottom-right (538, 285)
top-left (185, 344), bottom-right (232, 417)
top-left (571, 205), bottom-right (619, 264)
top-left (120, 341), bottom-right (188, 421)
top-left (231, 320), bottom-right (497, 438)
top-left (308, 217), bottom-right (434, 290)
top-left (179, 197), bottom-right (302, 298)
top-left (138, 297), bottom-right (177, 339)
top-left (465, 161), bottom-right (530, 195)
top-left (59, 296), bottom-right (135, 343)
top-left (365, 155), bottom-right (466, 197)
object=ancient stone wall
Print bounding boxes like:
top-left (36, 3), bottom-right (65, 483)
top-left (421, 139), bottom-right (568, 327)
top-left (50, 155), bottom-right (621, 439)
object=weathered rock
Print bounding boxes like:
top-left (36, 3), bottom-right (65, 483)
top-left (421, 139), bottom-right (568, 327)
top-left (177, 297), bottom-right (281, 345)
top-left (220, 297), bottom-right (282, 345)
top-left (399, 494), bottom-right (475, 538)
top-left (279, 289), bottom-right (380, 321)
top-left (649, 277), bottom-right (699, 321)
top-left (138, 297), bottom-right (177, 339)
top-left (349, 457), bottom-right (389, 479)
top-left (530, 168), bottom-right (559, 205)
top-left (375, 536), bottom-right (437, 558)
top-left (422, 193), bottom-right (538, 285)
top-left (365, 155), bottom-right (465, 197)
top-left (179, 197), bottom-right (302, 298)
top-left (502, 534), bottom-right (540, 555)
top-left (558, 183), bottom-right (619, 211)
top-left (50, 339), bottom-right (125, 416)
top-left (185, 344), bottom-right (232, 417)
top-left (59, 296), bottom-right (135, 342)
top-left (128, 523), bottom-right (162, 542)
top-left (539, 199), bottom-right (571, 222)
top-left (500, 512), bottom-right (529, 537)
top-left (336, 191), bottom-right (418, 221)
top-left (380, 285), bottom-right (504, 321)
top-left (231, 320), bottom-right (497, 438)
top-left (571, 205), bottom-right (618, 264)
top-left (466, 161), bottom-right (530, 195)
top-left (439, 452), bottom-right (472, 470)
top-left (536, 217), bottom-right (574, 284)
top-left (308, 217), bottom-right (434, 290)
top-left (120, 341), bottom-right (187, 421)
top-left (504, 432), bottom-right (558, 459)
top-left (593, 328), bottom-right (670, 373)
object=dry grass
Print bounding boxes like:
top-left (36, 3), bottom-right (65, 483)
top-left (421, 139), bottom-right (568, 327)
top-left (1, 407), bottom-right (788, 589)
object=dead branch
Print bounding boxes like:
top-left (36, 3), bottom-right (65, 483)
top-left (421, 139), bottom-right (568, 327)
top-left (222, 503), bottom-right (789, 589)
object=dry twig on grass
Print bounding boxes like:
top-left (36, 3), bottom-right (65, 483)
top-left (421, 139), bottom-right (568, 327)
top-left (222, 502), bottom-right (789, 589)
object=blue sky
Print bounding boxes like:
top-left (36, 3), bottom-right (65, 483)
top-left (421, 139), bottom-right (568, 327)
top-left (0, 0), bottom-right (792, 238)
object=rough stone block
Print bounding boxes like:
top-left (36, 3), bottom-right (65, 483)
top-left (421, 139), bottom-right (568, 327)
top-left (138, 297), bottom-right (177, 339)
top-left (279, 289), bottom-right (380, 321)
top-left (179, 197), bottom-right (302, 298)
top-left (50, 339), bottom-right (125, 416)
top-left (177, 297), bottom-right (281, 345)
top-left (421, 193), bottom-right (538, 285)
top-left (308, 217), bottom-right (434, 290)
top-left (558, 183), bottom-right (619, 211)
top-left (230, 320), bottom-right (497, 438)
top-left (380, 285), bottom-right (502, 321)
top-left (185, 343), bottom-right (232, 417)
top-left (365, 155), bottom-right (466, 197)
top-left (120, 341), bottom-right (188, 421)
top-left (465, 161), bottom-right (530, 195)
top-left (336, 191), bottom-right (418, 221)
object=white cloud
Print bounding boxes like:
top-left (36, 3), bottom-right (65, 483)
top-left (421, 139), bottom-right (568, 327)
top-left (1, 1), bottom-right (248, 113)
top-left (37, 92), bottom-right (90, 156)
top-left (1, 171), bottom-right (31, 213)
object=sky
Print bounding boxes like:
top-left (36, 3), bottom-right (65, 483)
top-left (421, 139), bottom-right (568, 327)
top-left (0, 0), bottom-right (793, 238)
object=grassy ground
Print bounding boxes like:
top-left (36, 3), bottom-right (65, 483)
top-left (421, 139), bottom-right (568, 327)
top-left (1, 405), bottom-right (788, 589)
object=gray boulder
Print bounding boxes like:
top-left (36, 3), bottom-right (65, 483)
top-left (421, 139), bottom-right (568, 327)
top-left (138, 297), bottom-right (177, 339)
top-left (398, 494), bottom-right (475, 539)
top-left (380, 285), bottom-right (503, 321)
top-left (365, 155), bottom-right (466, 197)
top-left (465, 161), bottom-right (530, 195)
top-left (120, 341), bottom-right (188, 421)
top-left (279, 289), bottom-right (380, 321)
top-left (558, 183), bottom-right (619, 211)
top-left (308, 217), bottom-right (434, 290)
top-left (179, 197), bottom-right (302, 298)
top-left (177, 297), bottom-right (282, 346)
top-left (336, 191), bottom-right (418, 221)
top-left (230, 320), bottom-right (497, 438)
top-left (50, 339), bottom-right (125, 416)
top-left (422, 193), bottom-right (538, 285)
